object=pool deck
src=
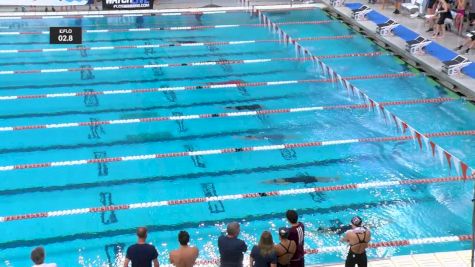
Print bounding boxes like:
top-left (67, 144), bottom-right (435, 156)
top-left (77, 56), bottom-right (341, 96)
top-left (322, 0), bottom-right (475, 99)
top-left (316, 250), bottom-right (473, 266)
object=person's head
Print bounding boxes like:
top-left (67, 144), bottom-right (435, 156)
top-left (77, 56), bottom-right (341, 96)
top-left (258, 231), bottom-right (275, 256)
top-left (286, 210), bottom-right (298, 224)
top-left (137, 227), bottom-right (148, 240)
top-left (351, 216), bottom-right (362, 228)
top-left (178, 231), bottom-right (190, 246)
top-left (278, 227), bottom-right (290, 240)
top-left (30, 247), bottom-right (45, 265)
top-left (227, 222), bottom-right (241, 237)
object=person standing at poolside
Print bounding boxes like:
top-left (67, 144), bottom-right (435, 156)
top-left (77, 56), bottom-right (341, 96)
top-left (274, 228), bottom-right (296, 267)
top-left (285, 210), bottom-right (305, 267)
top-left (169, 231), bottom-right (199, 267)
top-left (30, 247), bottom-right (57, 267)
top-left (250, 231), bottom-right (278, 267)
top-left (124, 227), bottom-right (159, 267)
top-left (432, 0), bottom-right (451, 38)
top-left (340, 216), bottom-right (371, 267)
top-left (218, 222), bottom-right (248, 267)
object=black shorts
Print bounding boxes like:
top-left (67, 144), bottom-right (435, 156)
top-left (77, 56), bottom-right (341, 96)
top-left (437, 12), bottom-right (448, 25)
top-left (469, 13), bottom-right (475, 22)
top-left (471, 34), bottom-right (475, 41)
top-left (345, 251), bottom-right (367, 267)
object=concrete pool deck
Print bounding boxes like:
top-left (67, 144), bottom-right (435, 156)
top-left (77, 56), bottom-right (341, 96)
top-left (322, 0), bottom-right (475, 99)
top-left (319, 249), bottom-right (472, 266)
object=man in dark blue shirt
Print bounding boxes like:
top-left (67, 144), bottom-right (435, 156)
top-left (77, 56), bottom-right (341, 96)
top-left (124, 227), bottom-right (159, 267)
top-left (218, 222), bottom-right (248, 267)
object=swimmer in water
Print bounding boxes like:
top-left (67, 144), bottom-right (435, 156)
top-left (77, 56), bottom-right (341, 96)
top-left (235, 134), bottom-right (290, 141)
top-left (225, 104), bottom-right (263, 111)
top-left (317, 219), bottom-right (352, 235)
top-left (175, 40), bottom-right (197, 44)
top-left (263, 175), bottom-right (339, 185)
top-left (195, 13), bottom-right (203, 22)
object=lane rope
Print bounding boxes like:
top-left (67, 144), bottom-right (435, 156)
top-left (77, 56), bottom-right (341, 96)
top-left (0, 35), bottom-right (354, 54)
top-left (0, 130), bottom-right (474, 172)
top-left (256, 10), bottom-right (475, 180)
top-left (0, 97), bottom-right (455, 132)
top-left (0, 10), bottom-right (233, 20)
top-left (0, 72), bottom-right (416, 101)
top-left (0, 174), bottom-right (473, 222)
top-left (0, 52), bottom-right (387, 75)
top-left (0, 6), bottom-right (319, 20)
top-left (0, 20), bottom-right (333, 36)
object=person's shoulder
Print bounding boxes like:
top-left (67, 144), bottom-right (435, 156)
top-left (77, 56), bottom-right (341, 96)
top-left (146, 243), bottom-right (158, 252)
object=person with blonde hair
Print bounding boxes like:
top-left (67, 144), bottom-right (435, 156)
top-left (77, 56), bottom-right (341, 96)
top-left (250, 231), bottom-right (277, 267)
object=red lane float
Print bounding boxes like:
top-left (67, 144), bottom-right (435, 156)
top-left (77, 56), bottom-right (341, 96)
top-left (0, 97), bottom-right (456, 132)
top-left (0, 52), bottom-right (387, 76)
top-left (0, 36), bottom-right (355, 54)
top-left (0, 72), bottom-right (416, 101)
top-left (0, 174), bottom-right (473, 222)
top-left (0, 130), bottom-right (474, 172)
top-left (0, 20), bottom-right (333, 36)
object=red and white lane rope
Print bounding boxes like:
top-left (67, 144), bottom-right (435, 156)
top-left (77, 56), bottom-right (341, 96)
top-left (257, 10), bottom-right (475, 180)
top-left (0, 97), bottom-right (455, 132)
top-left (307, 234), bottom-right (473, 254)
top-left (0, 174), bottom-right (473, 222)
top-left (0, 73), bottom-right (415, 101)
top-left (0, 20), bottom-right (333, 36)
top-left (0, 6), bottom-right (318, 20)
top-left (0, 130), bottom-right (474, 172)
top-left (0, 35), bottom-right (354, 54)
top-left (0, 52), bottom-right (386, 76)
top-left (0, 10), bottom-right (234, 20)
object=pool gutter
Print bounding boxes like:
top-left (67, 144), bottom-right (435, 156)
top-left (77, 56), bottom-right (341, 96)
top-left (321, 1), bottom-right (475, 101)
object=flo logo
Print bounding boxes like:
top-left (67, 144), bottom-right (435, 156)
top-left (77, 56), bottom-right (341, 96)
top-left (103, 0), bottom-right (152, 9)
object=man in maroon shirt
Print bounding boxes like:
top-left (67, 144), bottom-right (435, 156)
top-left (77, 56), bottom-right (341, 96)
top-left (285, 210), bottom-right (305, 267)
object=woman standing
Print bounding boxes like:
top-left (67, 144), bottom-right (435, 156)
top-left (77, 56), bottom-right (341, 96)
top-left (433, 0), bottom-right (450, 38)
top-left (274, 228), bottom-right (296, 267)
top-left (454, 0), bottom-right (466, 33)
top-left (250, 231), bottom-right (278, 267)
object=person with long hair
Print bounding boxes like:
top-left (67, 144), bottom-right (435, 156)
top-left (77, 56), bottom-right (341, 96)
top-left (250, 231), bottom-right (277, 267)
top-left (433, 0), bottom-right (451, 38)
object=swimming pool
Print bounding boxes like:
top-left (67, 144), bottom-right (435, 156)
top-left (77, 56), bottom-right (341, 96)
top-left (0, 7), bottom-right (474, 266)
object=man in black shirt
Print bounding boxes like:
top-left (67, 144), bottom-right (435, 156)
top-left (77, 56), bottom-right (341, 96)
top-left (124, 227), bottom-right (159, 267)
top-left (218, 222), bottom-right (248, 267)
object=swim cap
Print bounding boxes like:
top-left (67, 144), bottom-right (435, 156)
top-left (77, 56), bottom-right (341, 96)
top-left (278, 227), bottom-right (290, 238)
top-left (351, 216), bottom-right (362, 227)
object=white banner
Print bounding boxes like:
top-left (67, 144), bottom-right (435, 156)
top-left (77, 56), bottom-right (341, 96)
top-left (1, 0), bottom-right (88, 6)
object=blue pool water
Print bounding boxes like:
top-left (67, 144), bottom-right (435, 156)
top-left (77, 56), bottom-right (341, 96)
top-left (0, 8), bottom-right (474, 266)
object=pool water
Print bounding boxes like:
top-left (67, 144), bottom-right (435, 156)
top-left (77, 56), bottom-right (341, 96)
top-left (0, 8), bottom-right (474, 267)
